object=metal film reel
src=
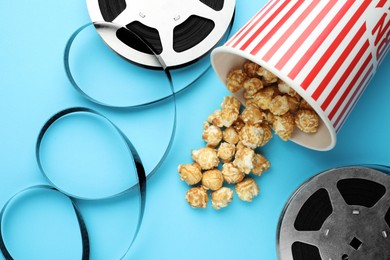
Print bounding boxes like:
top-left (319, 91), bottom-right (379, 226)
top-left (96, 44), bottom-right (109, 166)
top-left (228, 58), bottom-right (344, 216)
top-left (86, 0), bottom-right (235, 68)
top-left (277, 166), bottom-right (390, 260)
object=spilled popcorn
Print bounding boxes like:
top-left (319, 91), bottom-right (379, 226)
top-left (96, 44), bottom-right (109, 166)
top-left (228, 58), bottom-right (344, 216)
top-left (178, 61), bottom-right (320, 209)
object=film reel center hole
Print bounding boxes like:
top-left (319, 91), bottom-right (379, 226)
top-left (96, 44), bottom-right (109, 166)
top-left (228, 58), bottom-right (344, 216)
top-left (342, 254), bottom-right (349, 260)
top-left (349, 237), bottom-right (362, 250)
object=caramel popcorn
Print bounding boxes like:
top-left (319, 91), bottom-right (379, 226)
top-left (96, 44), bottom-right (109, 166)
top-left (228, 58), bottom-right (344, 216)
top-left (273, 112), bottom-right (295, 141)
top-left (211, 187), bottom-right (234, 210)
top-left (287, 95), bottom-right (300, 114)
top-left (222, 127), bottom-right (239, 145)
top-left (251, 87), bottom-right (275, 110)
top-left (232, 117), bottom-right (245, 133)
top-left (233, 147), bottom-right (255, 174)
top-left (235, 178), bottom-right (260, 202)
top-left (235, 141), bottom-right (246, 151)
top-left (207, 109), bottom-right (223, 128)
top-left (192, 148), bottom-right (219, 170)
top-left (221, 162), bottom-right (245, 184)
top-left (178, 163), bottom-right (202, 185)
top-left (217, 142), bottom-right (236, 163)
top-left (226, 69), bottom-right (247, 93)
top-left (278, 80), bottom-right (297, 97)
top-left (202, 169), bottom-right (224, 191)
top-left (269, 95), bottom-right (290, 116)
top-left (256, 67), bottom-right (278, 85)
top-left (221, 96), bottom-right (241, 112)
top-left (221, 108), bottom-right (239, 127)
top-left (239, 124), bottom-right (264, 149)
top-left (295, 109), bottom-right (319, 133)
top-left (186, 187), bottom-right (208, 208)
top-left (252, 154), bottom-right (270, 176)
top-left (241, 105), bottom-right (264, 125)
top-left (243, 78), bottom-right (263, 96)
top-left (260, 123), bottom-right (272, 146)
top-left (299, 98), bottom-right (313, 110)
top-left (202, 122), bottom-right (222, 148)
top-left (243, 61), bottom-right (260, 77)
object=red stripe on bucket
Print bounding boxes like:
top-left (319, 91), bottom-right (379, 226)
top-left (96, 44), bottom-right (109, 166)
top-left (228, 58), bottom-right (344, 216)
top-left (300, 1), bottom-right (371, 89)
top-left (230, 0), bottom-right (278, 48)
top-left (312, 23), bottom-right (367, 102)
top-left (335, 65), bottom-right (373, 132)
top-left (274, 0), bottom-right (338, 71)
top-left (250, 1), bottom-right (305, 55)
top-left (329, 53), bottom-right (373, 122)
top-left (320, 40), bottom-right (371, 111)
top-left (239, 1), bottom-right (290, 51)
top-left (261, 1), bottom-right (320, 62)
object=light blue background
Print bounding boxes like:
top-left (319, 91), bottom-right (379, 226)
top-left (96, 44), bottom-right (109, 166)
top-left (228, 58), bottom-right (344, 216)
top-left (1, 0), bottom-right (390, 259)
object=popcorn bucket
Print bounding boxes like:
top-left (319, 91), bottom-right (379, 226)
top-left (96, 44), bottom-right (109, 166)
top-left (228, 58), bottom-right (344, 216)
top-left (211, 0), bottom-right (390, 151)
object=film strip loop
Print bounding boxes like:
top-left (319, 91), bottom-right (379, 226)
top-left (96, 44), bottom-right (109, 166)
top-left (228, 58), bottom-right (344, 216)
top-left (0, 186), bottom-right (90, 260)
top-left (1, 22), bottom-right (179, 258)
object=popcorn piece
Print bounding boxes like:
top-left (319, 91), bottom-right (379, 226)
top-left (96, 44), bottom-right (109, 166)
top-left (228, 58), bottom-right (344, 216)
top-left (202, 122), bottom-right (222, 148)
top-left (217, 142), bottom-right (236, 163)
top-left (295, 109), bottom-right (319, 133)
top-left (233, 147), bottom-right (255, 174)
top-left (235, 141), bottom-right (246, 151)
top-left (226, 69), bottom-right (247, 93)
top-left (186, 187), bottom-right (208, 208)
top-left (202, 169), bottom-right (224, 191)
top-left (232, 117), bottom-right (246, 133)
top-left (243, 78), bottom-right (263, 96)
top-left (278, 80), bottom-right (297, 97)
top-left (207, 110), bottom-right (223, 128)
top-left (211, 187), bottom-right (234, 210)
top-left (192, 148), bottom-right (219, 170)
top-left (241, 105), bottom-right (264, 125)
top-left (235, 178), bottom-right (260, 202)
top-left (269, 95), bottom-right (290, 116)
top-left (243, 61), bottom-right (260, 77)
top-left (221, 96), bottom-right (241, 112)
top-left (223, 127), bottom-right (239, 145)
top-left (256, 67), bottom-right (278, 85)
top-left (251, 87), bottom-right (275, 110)
top-left (260, 123), bottom-right (273, 146)
top-left (178, 163), bottom-right (202, 185)
top-left (287, 95), bottom-right (300, 114)
top-left (252, 154), bottom-right (270, 176)
top-left (239, 124), bottom-right (264, 149)
top-left (264, 111), bottom-right (275, 125)
top-left (221, 163), bottom-right (245, 184)
top-left (221, 108), bottom-right (239, 128)
top-left (273, 112), bottom-right (295, 141)
top-left (299, 98), bottom-right (313, 110)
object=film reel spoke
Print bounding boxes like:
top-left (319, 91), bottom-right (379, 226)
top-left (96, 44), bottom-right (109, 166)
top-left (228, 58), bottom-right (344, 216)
top-left (370, 190), bottom-right (390, 217)
top-left (192, 0), bottom-right (219, 21)
top-left (112, 9), bottom-right (137, 27)
top-left (325, 184), bottom-right (349, 213)
top-left (290, 230), bottom-right (321, 247)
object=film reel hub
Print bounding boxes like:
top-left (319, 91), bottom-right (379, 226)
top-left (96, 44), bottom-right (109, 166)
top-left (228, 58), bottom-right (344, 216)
top-left (86, 0), bottom-right (235, 68)
top-left (278, 166), bottom-right (390, 260)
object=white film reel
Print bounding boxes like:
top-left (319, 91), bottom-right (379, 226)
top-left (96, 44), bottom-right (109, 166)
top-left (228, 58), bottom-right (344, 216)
top-left (86, 0), bottom-right (235, 68)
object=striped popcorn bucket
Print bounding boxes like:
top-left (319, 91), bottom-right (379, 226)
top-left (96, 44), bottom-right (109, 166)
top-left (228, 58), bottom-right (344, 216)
top-left (211, 0), bottom-right (390, 151)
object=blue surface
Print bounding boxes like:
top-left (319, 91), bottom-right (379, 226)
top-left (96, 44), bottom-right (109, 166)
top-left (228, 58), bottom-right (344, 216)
top-left (1, 0), bottom-right (390, 259)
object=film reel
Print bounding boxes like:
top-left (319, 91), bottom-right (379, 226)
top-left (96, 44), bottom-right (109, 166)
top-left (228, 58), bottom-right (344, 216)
top-left (277, 166), bottom-right (390, 260)
top-left (86, 0), bottom-right (236, 68)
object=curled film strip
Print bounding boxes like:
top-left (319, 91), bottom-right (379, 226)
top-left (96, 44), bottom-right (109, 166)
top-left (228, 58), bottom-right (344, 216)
top-left (0, 24), bottom-right (177, 259)
top-left (86, 0), bottom-right (236, 69)
top-left (277, 165), bottom-right (390, 260)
